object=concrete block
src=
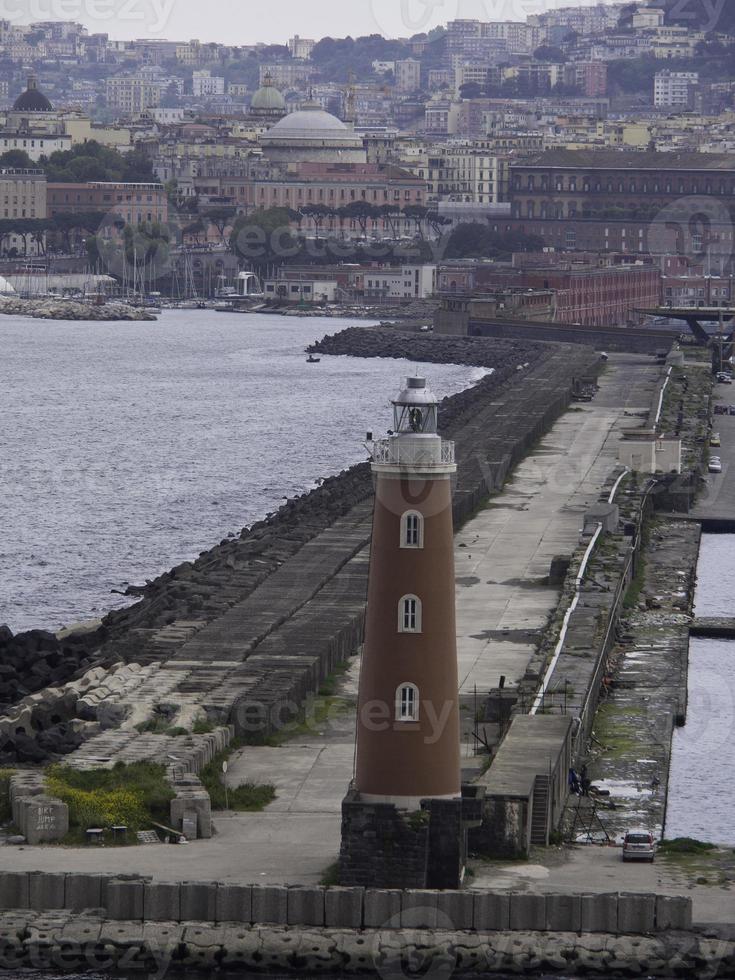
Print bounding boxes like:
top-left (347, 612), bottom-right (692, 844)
top-left (473, 892), bottom-right (510, 931)
top-left (28, 873), bottom-right (66, 911)
top-left (655, 895), bottom-right (692, 931)
top-left (435, 891), bottom-right (474, 931)
top-left (509, 893), bottom-right (546, 931)
top-left (251, 885), bottom-right (288, 925)
top-left (287, 886), bottom-right (325, 927)
top-left (400, 890), bottom-right (440, 928)
top-left (65, 874), bottom-right (110, 913)
top-left (0, 872), bottom-right (30, 910)
top-left (22, 797), bottom-right (69, 844)
top-left (325, 887), bottom-right (363, 928)
top-left (364, 889), bottom-right (401, 928)
top-left (144, 882), bottom-right (181, 922)
top-left (618, 892), bottom-right (655, 934)
top-left (106, 880), bottom-right (144, 921)
top-left (180, 882), bottom-right (217, 922)
top-left (215, 884), bottom-right (252, 924)
top-left (580, 893), bottom-right (618, 934)
top-left (545, 893), bottom-right (581, 932)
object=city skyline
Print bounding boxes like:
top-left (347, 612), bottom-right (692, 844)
top-left (3, 0), bottom-right (619, 43)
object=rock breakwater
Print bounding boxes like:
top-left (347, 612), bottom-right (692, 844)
top-left (0, 297), bottom-right (155, 320)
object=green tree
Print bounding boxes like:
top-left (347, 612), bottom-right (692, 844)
top-left (229, 207), bottom-right (297, 267)
top-left (0, 149), bottom-right (35, 169)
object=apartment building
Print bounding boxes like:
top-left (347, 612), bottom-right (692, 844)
top-left (654, 71), bottom-right (699, 108)
top-left (424, 143), bottom-right (507, 206)
top-left (192, 70), bottom-right (225, 98)
top-left (105, 76), bottom-right (161, 115)
top-left (395, 59), bottom-right (421, 93)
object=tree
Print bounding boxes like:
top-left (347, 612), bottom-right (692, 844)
top-left (229, 207), bottom-right (297, 267)
top-left (459, 82), bottom-right (484, 100)
top-left (444, 222), bottom-right (544, 260)
top-left (533, 45), bottom-right (567, 63)
top-left (337, 200), bottom-right (381, 237)
top-left (300, 203), bottom-right (331, 238)
top-left (0, 149), bottom-right (34, 169)
top-left (201, 206), bottom-right (236, 243)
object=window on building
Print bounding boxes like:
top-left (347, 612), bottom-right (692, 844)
top-left (401, 511), bottom-right (424, 549)
top-left (396, 683), bottom-right (419, 722)
top-left (398, 595), bottom-right (421, 633)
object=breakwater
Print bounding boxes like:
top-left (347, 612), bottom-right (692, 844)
top-left (0, 915), bottom-right (724, 977)
top-left (0, 297), bottom-right (155, 320)
top-left (4, 330), bottom-right (597, 757)
top-left (0, 874), bottom-right (715, 978)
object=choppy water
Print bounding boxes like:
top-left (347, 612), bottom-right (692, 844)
top-left (666, 534), bottom-right (735, 845)
top-left (1, 310), bottom-right (484, 634)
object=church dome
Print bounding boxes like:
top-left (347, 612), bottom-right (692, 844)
top-left (13, 75), bottom-right (53, 112)
top-left (250, 74), bottom-right (286, 113)
top-left (262, 103), bottom-right (358, 143)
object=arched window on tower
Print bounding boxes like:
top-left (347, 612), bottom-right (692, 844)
top-left (398, 595), bottom-right (422, 633)
top-left (400, 511), bottom-right (424, 549)
top-left (396, 682), bottom-right (419, 721)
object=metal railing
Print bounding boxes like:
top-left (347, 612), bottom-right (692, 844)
top-left (371, 439), bottom-right (455, 467)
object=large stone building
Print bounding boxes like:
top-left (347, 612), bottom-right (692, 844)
top-left (0, 166), bottom-right (46, 255)
top-left (507, 150), bottom-right (735, 268)
top-left (47, 181), bottom-right (167, 225)
top-left (1, 76), bottom-right (72, 160)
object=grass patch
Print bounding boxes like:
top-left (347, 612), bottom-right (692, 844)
top-left (199, 743), bottom-right (276, 811)
top-left (592, 703), bottom-right (647, 759)
top-left (192, 718), bottom-right (215, 734)
top-left (134, 718), bottom-right (188, 736)
top-left (0, 769), bottom-right (15, 824)
top-left (46, 761), bottom-right (175, 833)
top-left (241, 694), bottom-right (352, 747)
top-left (659, 837), bottom-right (716, 855)
top-left (320, 861), bottom-right (340, 886)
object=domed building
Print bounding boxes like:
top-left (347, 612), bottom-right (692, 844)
top-left (249, 74), bottom-right (287, 119)
top-left (13, 75), bottom-right (53, 113)
top-left (260, 100), bottom-right (366, 164)
top-left (6, 75), bottom-right (65, 142)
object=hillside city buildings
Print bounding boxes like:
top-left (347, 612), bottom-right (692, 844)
top-left (0, 5), bottom-right (733, 320)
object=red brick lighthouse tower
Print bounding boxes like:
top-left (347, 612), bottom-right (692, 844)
top-left (340, 377), bottom-right (465, 889)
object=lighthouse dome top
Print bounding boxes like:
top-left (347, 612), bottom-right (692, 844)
top-left (393, 376), bottom-right (437, 407)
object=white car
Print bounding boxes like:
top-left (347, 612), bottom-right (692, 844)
top-left (709, 459), bottom-right (722, 474)
top-left (622, 829), bottom-right (656, 863)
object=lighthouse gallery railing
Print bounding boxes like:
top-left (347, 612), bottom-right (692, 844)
top-left (370, 439), bottom-right (455, 467)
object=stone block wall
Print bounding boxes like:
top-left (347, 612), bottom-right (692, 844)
top-left (0, 872), bottom-right (694, 934)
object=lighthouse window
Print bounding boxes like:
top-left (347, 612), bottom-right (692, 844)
top-left (398, 595), bottom-right (421, 632)
top-left (396, 683), bottom-right (419, 722)
top-left (401, 511), bottom-right (424, 549)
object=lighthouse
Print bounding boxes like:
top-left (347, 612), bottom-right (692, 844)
top-left (354, 376), bottom-right (461, 809)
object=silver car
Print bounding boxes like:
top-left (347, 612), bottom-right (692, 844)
top-left (622, 829), bottom-right (656, 863)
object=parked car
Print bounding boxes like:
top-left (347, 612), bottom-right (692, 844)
top-left (622, 829), bottom-right (656, 862)
top-left (711, 433), bottom-right (721, 447)
top-left (716, 373), bottom-right (733, 384)
top-left (709, 459), bottom-right (723, 474)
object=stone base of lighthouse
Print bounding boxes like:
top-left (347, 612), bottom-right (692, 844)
top-left (338, 788), bottom-right (477, 889)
